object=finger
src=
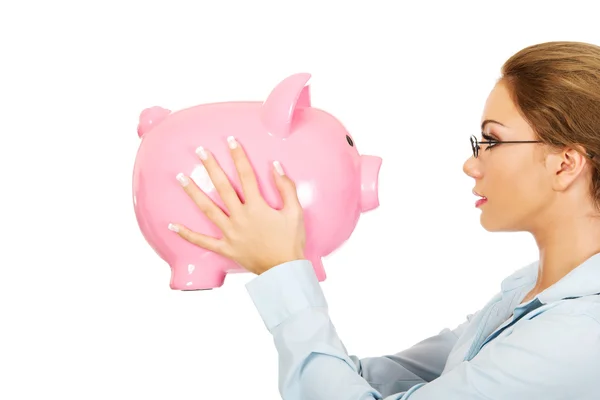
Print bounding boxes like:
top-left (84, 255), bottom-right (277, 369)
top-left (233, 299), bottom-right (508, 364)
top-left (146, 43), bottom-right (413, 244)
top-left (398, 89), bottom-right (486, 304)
top-left (176, 173), bottom-right (231, 230)
top-left (226, 136), bottom-right (262, 202)
top-left (272, 161), bottom-right (302, 211)
top-left (168, 222), bottom-right (229, 255)
top-left (195, 145), bottom-right (242, 211)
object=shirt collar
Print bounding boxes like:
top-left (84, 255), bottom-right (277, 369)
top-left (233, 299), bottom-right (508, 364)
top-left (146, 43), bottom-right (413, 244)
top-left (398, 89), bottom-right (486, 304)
top-left (501, 252), bottom-right (600, 303)
top-left (538, 252), bottom-right (600, 303)
top-left (500, 261), bottom-right (538, 292)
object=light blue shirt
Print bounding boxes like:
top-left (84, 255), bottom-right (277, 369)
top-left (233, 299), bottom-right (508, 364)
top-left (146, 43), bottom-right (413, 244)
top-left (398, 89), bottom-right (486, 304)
top-left (245, 253), bottom-right (600, 399)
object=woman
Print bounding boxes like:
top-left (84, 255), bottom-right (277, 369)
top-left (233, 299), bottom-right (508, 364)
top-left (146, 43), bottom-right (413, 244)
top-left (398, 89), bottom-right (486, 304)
top-left (168, 41), bottom-right (600, 399)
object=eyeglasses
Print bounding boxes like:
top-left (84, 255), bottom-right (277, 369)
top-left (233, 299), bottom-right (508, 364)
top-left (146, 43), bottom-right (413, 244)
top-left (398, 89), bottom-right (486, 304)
top-left (470, 135), bottom-right (541, 158)
top-left (470, 135), bottom-right (595, 159)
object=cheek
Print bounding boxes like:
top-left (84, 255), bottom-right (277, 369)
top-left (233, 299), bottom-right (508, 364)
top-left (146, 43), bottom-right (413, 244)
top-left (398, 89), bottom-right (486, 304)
top-left (491, 160), bottom-right (547, 207)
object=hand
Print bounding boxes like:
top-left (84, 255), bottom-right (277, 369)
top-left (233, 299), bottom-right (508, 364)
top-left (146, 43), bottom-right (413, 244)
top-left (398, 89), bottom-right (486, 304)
top-left (168, 136), bottom-right (306, 275)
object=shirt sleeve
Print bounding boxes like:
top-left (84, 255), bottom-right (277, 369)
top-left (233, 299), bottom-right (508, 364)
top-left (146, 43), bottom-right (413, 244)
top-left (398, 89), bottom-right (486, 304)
top-left (349, 315), bottom-right (472, 397)
top-left (246, 260), bottom-right (600, 399)
top-left (245, 260), bottom-right (472, 399)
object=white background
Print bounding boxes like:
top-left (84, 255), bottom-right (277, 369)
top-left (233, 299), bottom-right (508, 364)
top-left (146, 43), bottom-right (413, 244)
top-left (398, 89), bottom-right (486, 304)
top-left (1, 1), bottom-right (598, 398)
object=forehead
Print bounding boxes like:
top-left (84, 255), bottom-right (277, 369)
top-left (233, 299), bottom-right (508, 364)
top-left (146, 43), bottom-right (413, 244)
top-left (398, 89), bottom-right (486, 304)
top-left (482, 81), bottom-right (534, 138)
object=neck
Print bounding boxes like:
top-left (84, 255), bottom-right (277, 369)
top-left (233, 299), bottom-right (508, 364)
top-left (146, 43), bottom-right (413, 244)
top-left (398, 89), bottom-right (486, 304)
top-left (530, 211), bottom-right (600, 294)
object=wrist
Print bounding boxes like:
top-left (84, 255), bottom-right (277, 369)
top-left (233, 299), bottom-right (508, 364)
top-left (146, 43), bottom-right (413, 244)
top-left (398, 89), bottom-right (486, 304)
top-left (258, 253), bottom-right (306, 275)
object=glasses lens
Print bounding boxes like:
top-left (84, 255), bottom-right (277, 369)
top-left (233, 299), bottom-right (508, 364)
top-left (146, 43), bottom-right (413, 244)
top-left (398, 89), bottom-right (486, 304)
top-left (470, 136), bottom-right (478, 158)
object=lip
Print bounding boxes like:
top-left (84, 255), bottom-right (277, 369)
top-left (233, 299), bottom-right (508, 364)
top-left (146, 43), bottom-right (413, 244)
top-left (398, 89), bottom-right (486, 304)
top-left (472, 189), bottom-right (486, 198)
top-left (475, 198), bottom-right (488, 207)
top-left (473, 189), bottom-right (487, 207)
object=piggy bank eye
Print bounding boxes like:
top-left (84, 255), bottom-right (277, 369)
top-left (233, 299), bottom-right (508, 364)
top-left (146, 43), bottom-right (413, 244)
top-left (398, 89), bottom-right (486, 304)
top-left (346, 135), bottom-right (354, 147)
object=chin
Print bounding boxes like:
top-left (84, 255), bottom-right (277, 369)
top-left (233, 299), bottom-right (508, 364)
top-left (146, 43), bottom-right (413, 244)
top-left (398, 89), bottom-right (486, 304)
top-left (479, 212), bottom-right (522, 232)
top-left (480, 219), bottom-right (500, 232)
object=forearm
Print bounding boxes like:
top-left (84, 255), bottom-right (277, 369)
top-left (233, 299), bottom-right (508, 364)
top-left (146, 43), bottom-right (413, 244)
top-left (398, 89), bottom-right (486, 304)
top-left (271, 305), bottom-right (386, 399)
top-left (246, 260), bottom-right (419, 399)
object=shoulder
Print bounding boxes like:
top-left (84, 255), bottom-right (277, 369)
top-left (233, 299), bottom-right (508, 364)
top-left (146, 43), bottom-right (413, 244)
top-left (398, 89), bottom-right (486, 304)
top-left (500, 299), bottom-right (600, 364)
top-left (470, 302), bottom-right (600, 389)
top-left (542, 296), bottom-right (600, 325)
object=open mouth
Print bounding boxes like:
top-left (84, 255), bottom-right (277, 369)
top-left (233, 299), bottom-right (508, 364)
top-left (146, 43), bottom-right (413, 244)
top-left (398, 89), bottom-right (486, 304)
top-left (473, 189), bottom-right (488, 207)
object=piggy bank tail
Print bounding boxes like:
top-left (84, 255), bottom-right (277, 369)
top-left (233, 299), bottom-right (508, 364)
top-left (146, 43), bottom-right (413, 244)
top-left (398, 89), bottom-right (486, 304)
top-left (137, 106), bottom-right (171, 137)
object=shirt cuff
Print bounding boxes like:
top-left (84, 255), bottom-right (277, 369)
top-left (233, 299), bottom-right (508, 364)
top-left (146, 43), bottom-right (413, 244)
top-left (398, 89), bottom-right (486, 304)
top-left (245, 260), bottom-right (328, 332)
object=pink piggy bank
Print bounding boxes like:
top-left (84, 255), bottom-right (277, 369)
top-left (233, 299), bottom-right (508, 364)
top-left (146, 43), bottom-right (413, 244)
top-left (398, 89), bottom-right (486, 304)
top-left (132, 73), bottom-right (382, 290)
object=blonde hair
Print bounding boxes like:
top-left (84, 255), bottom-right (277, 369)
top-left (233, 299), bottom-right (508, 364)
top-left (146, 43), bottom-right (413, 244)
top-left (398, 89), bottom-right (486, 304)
top-left (500, 41), bottom-right (600, 209)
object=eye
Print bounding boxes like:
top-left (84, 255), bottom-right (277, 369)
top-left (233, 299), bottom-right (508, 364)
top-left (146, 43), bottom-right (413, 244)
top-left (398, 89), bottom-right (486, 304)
top-left (346, 135), bottom-right (354, 147)
top-left (481, 133), bottom-right (499, 150)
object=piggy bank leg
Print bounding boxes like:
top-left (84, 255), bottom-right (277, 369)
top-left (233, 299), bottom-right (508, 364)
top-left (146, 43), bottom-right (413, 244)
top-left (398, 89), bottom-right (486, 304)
top-left (169, 252), bottom-right (235, 291)
top-left (310, 257), bottom-right (327, 282)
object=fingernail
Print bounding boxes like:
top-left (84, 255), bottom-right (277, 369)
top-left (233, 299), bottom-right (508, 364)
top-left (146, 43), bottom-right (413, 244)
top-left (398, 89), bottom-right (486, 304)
top-left (176, 173), bottom-right (189, 186)
top-left (195, 146), bottom-right (208, 160)
top-left (227, 136), bottom-right (238, 149)
top-left (168, 223), bottom-right (179, 232)
top-left (273, 160), bottom-right (285, 176)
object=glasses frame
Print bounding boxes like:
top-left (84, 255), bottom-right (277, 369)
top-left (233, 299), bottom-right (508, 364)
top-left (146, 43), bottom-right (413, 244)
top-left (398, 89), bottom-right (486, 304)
top-left (470, 135), bottom-right (595, 159)
top-left (470, 135), bottom-right (542, 158)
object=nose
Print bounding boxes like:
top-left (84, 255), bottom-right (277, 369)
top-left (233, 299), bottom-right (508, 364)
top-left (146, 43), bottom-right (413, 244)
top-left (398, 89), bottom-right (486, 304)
top-left (462, 156), bottom-right (482, 179)
top-left (360, 155), bottom-right (382, 213)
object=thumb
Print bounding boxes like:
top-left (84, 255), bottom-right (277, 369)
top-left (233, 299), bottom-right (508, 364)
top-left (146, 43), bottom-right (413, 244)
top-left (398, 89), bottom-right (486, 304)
top-left (273, 161), bottom-right (301, 210)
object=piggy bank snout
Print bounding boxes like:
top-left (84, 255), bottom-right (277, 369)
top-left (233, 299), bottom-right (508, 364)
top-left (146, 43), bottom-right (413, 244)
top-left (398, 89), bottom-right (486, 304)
top-left (360, 155), bottom-right (382, 212)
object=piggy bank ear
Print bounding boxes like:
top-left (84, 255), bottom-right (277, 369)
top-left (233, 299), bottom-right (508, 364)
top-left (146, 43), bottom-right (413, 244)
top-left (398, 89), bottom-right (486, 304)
top-left (137, 106), bottom-right (171, 137)
top-left (260, 73), bottom-right (311, 138)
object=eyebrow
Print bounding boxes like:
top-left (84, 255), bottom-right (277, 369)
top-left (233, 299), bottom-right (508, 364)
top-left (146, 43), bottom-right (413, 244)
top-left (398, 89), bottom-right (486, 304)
top-left (481, 119), bottom-right (506, 131)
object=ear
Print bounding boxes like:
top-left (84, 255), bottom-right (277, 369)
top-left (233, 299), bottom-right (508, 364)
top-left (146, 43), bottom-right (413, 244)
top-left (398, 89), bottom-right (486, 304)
top-left (260, 73), bottom-right (311, 138)
top-left (548, 147), bottom-right (590, 191)
top-left (137, 106), bottom-right (171, 137)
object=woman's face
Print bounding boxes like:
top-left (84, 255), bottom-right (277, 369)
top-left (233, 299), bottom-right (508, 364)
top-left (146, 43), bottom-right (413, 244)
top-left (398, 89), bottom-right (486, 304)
top-left (463, 80), bottom-right (553, 232)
